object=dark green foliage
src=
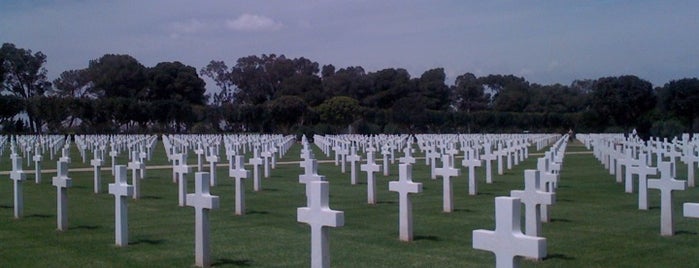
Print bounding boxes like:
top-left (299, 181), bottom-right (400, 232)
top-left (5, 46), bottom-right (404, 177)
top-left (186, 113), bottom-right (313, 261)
top-left (0, 43), bottom-right (51, 132)
top-left (658, 78), bottom-right (699, 132)
top-left (4, 43), bottom-right (699, 134)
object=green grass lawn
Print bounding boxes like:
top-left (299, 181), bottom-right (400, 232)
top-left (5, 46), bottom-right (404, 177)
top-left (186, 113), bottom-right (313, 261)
top-left (1, 140), bottom-right (699, 267)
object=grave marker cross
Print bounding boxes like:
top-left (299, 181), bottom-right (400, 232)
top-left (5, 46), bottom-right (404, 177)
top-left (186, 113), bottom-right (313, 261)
top-left (647, 161), bottom-right (686, 236)
top-left (473, 196), bottom-right (547, 268)
top-left (186, 172), bottom-right (220, 267)
top-left (510, 170), bottom-right (555, 237)
top-left (360, 149), bottom-right (381, 204)
top-left (297, 181), bottom-right (344, 268)
top-left (108, 165), bottom-right (134, 247)
top-left (229, 155), bottom-right (250, 215)
top-left (52, 161), bottom-right (72, 231)
top-left (388, 163), bottom-right (423, 241)
top-left (10, 156), bottom-right (26, 218)
top-left (434, 154), bottom-right (460, 213)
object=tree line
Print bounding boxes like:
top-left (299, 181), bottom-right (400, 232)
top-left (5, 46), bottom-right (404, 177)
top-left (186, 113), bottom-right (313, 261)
top-left (1, 42), bottom-right (697, 138)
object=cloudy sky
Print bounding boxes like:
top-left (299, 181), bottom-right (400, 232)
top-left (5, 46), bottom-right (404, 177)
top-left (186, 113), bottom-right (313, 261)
top-left (1, 0), bottom-right (698, 94)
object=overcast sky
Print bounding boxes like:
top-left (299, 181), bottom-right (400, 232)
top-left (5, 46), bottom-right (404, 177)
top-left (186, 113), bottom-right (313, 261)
top-left (1, 0), bottom-right (698, 94)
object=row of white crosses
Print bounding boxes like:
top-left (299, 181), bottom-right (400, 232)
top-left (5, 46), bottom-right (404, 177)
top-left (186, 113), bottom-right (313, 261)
top-left (314, 133), bottom-right (559, 212)
top-left (2, 134), bottom-right (298, 268)
top-left (581, 132), bottom-right (699, 236)
top-left (6, 135), bottom-right (68, 184)
top-left (301, 135), bottom-right (425, 264)
top-left (4, 133), bottom-right (566, 267)
top-left (472, 134), bottom-right (568, 268)
top-left (297, 136), bottom-right (344, 268)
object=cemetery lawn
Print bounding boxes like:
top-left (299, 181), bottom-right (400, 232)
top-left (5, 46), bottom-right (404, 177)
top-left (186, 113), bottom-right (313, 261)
top-left (2, 140), bottom-right (699, 267)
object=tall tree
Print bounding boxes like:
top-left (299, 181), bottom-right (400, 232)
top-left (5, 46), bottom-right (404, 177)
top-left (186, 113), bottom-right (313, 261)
top-left (0, 43), bottom-right (51, 132)
top-left (453, 72), bottom-right (490, 112)
top-left (481, 74), bottom-right (530, 112)
top-left (316, 96), bottom-right (360, 131)
top-left (53, 69), bottom-right (91, 97)
top-left (364, 68), bottom-right (413, 109)
top-left (417, 68), bottom-right (450, 111)
top-left (591, 75), bottom-right (656, 131)
top-left (266, 95), bottom-right (308, 133)
top-left (147, 61), bottom-right (207, 105)
top-left (658, 78), bottom-right (699, 131)
top-left (322, 66), bottom-right (369, 100)
top-left (86, 54), bottom-right (147, 99)
top-left (200, 60), bottom-right (235, 105)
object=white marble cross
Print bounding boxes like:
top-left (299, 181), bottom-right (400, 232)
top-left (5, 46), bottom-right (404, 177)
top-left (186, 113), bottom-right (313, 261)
top-left (128, 151), bottom-right (145, 200)
top-left (174, 153), bottom-right (191, 206)
top-left (205, 147), bottom-right (219, 186)
top-left (681, 144), bottom-right (698, 187)
top-left (91, 149), bottom-right (103, 193)
top-left (620, 149), bottom-right (640, 193)
top-left (186, 172), bottom-right (220, 267)
top-left (59, 146), bottom-right (71, 164)
top-left (347, 146), bottom-right (361, 185)
top-left (426, 149), bottom-right (441, 180)
top-left (139, 146), bottom-right (147, 179)
top-left (399, 145), bottom-right (416, 165)
top-left (249, 148), bottom-right (263, 191)
top-left (647, 161), bottom-right (686, 236)
top-left (300, 156), bottom-right (326, 205)
top-left (194, 143), bottom-right (205, 172)
top-left (109, 146), bottom-right (118, 176)
top-left (52, 161), bottom-right (72, 231)
top-left (434, 154), bottom-right (460, 213)
top-left (229, 155), bottom-right (250, 215)
top-left (109, 165), bottom-right (134, 247)
top-left (628, 152), bottom-right (657, 210)
top-left (33, 144), bottom-right (42, 184)
top-left (388, 163), bottom-right (423, 241)
top-left (381, 144), bottom-right (391, 176)
top-left (10, 155), bottom-right (26, 218)
top-left (339, 144), bottom-right (348, 173)
top-left (462, 149), bottom-right (482, 196)
top-left (481, 144), bottom-right (497, 184)
top-left (297, 180), bottom-right (344, 268)
top-left (510, 170), bottom-right (555, 237)
top-left (261, 146), bottom-right (272, 178)
top-left (473, 196), bottom-right (547, 268)
top-left (360, 148), bottom-right (381, 204)
top-left (496, 143), bottom-right (506, 175)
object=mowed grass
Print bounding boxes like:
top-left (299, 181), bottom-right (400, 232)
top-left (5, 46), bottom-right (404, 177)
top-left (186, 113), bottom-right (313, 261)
top-left (1, 140), bottom-right (699, 267)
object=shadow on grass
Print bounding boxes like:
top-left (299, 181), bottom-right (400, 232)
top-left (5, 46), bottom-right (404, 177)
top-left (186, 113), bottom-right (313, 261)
top-left (557, 198), bottom-right (574, 202)
top-left (0, 204), bottom-right (13, 209)
top-left (130, 238), bottom-right (166, 246)
top-left (676, 230), bottom-right (698, 235)
top-left (414, 235), bottom-right (441, 241)
top-left (27, 214), bottom-right (52, 218)
top-left (551, 218), bottom-right (572, 223)
top-left (212, 258), bottom-right (252, 266)
top-left (70, 225), bottom-right (100, 230)
top-left (261, 188), bottom-right (279, 192)
top-left (376, 201), bottom-right (396, 205)
top-left (141, 195), bottom-right (163, 200)
top-left (453, 208), bottom-right (473, 213)
top-left (544, 253), bottom-right (576, 261)
top-left (247, 210), bottom-right (269, 215)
